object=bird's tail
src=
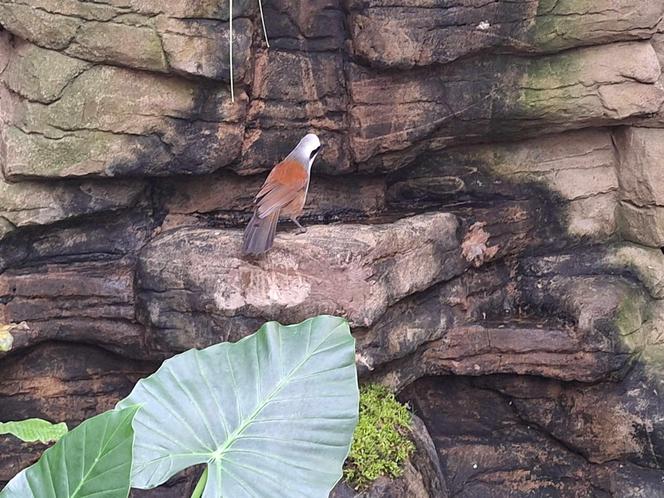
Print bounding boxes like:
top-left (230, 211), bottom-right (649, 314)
top-left (242, 210), bottom-right (279, 256)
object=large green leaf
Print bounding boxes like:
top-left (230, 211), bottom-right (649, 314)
top-left (0, 418), bottom-right (68, 443)
top-left (118, 315), bottom-right (359, 498)
top-left (0, 406), bottom-right (139, 498)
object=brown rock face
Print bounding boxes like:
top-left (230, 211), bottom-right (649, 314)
top-left (2, 0), bottom-right (664, 496)
top-left (137, 213), bottom-right (463, 352)
top-left (347, 0), bottom-right (664, 67)
top-left (0, 177), bottom-right (146, 239)
top-left (402, 376), bottom-right (664, 498)
top-left (348, 41), bottom-right (664, 170)
top-left (0, 343), bottom-right (157, 483)
top-left (614, 127), bottom-right (664, 247)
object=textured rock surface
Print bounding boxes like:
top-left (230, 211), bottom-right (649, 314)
top-left (372, 252), bottom-right (650, 390)
top-left (0, 0), bottom-right (254, 78)
top-left (349, 41), bottom-right (663, 169)
top-left (402, 376), bottom-right (664, 498)
top-left (0, 342), bottom-right (158, 483)
top-left (0, 259), bottom-right (149, 358)
top-left (0, 178), bottom-right (145, 238)
top-left (2, 0), bottom-right (664, 496)
top-left (618, 203), bottom-right (664, 247)
top-left (614, 126), bottom-right (664, 246)
top-left (138, 213), bottom-right (463, 353)
top-left (347, 0), bottom-right (664, 67)
top-left (387, 129), bottom-right (619, 240)
top-left (1, 47), bottom-right (244, 178)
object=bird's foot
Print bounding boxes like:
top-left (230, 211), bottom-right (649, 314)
top-left (292, 218), bottom-right (307, 234)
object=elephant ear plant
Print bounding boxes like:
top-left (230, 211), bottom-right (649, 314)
top-left (0, 418), bottom-right (68, 444)
top-left (1, 408), bottom-right (139, 498)
top-left (0, 315), bottom-right (359, 498)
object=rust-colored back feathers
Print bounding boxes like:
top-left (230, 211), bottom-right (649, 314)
top-left (242, 159), bottom-right (309, 256)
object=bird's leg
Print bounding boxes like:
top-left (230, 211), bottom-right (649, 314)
top-left (291, 216), bottom-right (307, 234)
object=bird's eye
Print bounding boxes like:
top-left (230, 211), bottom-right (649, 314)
top-left (309, 147), bottom-right (320, 159)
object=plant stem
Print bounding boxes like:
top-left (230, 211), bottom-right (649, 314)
top-left (258, 0), bottom-right (270, 47)
top-left (229, 0), bottom-right (235, 102)
top-left (191, 467), bottom-right (208, 498)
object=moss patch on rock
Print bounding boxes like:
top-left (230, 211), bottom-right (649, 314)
top-left (518, 51), bottom-right (580, 117)
top-left (613, 287), bottom-right (651, 355)
top-left (344, 384), bottom-right (415, 490)
top-left (605, 244), bottom-right (664, 299)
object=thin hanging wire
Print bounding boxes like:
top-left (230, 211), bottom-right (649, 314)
top-left (229, 0), bottom-right (235, 101)
top-left (230, 0), bottom-right (270, 101)
top-left (258, 0), bottom-right (270, 47)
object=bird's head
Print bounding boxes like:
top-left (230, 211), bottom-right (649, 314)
top-left (291, 133), bottom-right (322, 171)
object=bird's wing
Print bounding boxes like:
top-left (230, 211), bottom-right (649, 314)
top-left (255, 159), bottom-right (308, 218)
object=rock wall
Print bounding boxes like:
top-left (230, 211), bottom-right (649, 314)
top-left (2, 1), bottom-right (664, 496)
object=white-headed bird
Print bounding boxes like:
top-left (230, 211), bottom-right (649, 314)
top-left (242, 134), bottom-right (322, 256)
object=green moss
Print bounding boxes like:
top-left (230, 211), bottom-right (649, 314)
top-left (530, 0), bottom-right (593, 49)
top-left (344, 384), bottom-right (415, 490)
top-left (5, 126), bottom-right (127, 177)
top-left (606, 245), bottom-right (664, 300)
top-left (517, 51), bottom-right (580, 115)
top-left (612, 288), bottom-right (653, 355)
top-left (615, 294), bottom-right (645, 338)
top-left (641, 301), bottom-right (664, 369)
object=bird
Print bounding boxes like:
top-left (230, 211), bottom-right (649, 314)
top-left (242, 133), bottom-right (322, 256)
